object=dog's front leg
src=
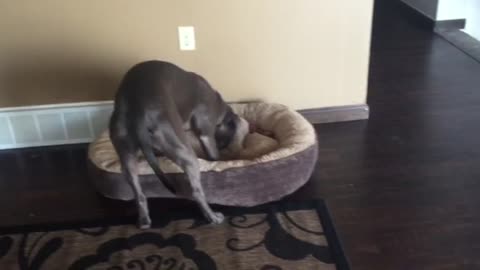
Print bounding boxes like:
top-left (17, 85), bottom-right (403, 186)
top-left (167, 143), bottom-right (224, 224)
top-left (182, 149), bottom-right (224, 224)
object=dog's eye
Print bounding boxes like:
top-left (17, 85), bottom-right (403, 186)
top-left (227, 118), bottom-right (236, 128)
top-left (215, 117), bottom-right (237, 150)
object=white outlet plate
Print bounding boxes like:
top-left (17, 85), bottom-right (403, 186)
top-left (178, 26), bottom-right (196, 51)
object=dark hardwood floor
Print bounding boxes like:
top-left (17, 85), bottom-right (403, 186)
top-left (1, 1), bottom-right (480, 269)
top-left (300, 1), bottom-right (480, 269)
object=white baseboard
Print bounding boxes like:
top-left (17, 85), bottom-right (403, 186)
top-left (0, 101), bottom-right (369, 150)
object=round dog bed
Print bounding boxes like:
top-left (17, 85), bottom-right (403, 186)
top-left (88, 102), bottom-right (318, 207)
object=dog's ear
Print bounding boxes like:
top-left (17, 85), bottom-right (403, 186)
top-left (215, 110), bottom-right (237, 150)
top-left (218, 116), bottom-right (249, 159)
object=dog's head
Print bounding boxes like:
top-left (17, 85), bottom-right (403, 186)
top-left (215, 106), bottom-right (249, 154)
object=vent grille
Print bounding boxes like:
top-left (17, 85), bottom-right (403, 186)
top-left (0, 102), bottom-right (113, 150)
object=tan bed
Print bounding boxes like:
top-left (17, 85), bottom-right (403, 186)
top-left (88, 102), bottom-right (318, 206)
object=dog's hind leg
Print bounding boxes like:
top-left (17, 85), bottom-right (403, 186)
top-left (110, 132), bottom-right (152, 229)
top-left (136, 128), bottom-right (176, 194)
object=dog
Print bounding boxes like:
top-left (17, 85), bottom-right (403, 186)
top-left (109, 60), bottom-right (249, 228)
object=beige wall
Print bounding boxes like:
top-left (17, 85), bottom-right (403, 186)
top-left (0, 0), bottom-right (373, 110)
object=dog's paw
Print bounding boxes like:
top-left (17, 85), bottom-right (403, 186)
top-left (210, 212), bottom-right (225, 224)
top-left (137, 216), bottom-right (152, 229)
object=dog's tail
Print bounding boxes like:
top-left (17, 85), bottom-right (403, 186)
top-left (136, 130), bottom-right (177, 194)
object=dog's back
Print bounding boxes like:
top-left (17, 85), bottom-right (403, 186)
top-left (113, 61), bottom-right (223, 125)
top-left (115, 61), bottom-right (189, 123)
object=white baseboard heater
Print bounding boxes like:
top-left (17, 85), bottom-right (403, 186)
top-left (0, 101), bottom-right (114, 150)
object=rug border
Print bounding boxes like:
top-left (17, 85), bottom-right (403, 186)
top-left (314, 201), bottom-right (352, 270)
top-left (0, 199), bottom-right (351, 270)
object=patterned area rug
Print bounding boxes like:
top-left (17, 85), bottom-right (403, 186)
top-left (0, 200), bottom-right (349, 270)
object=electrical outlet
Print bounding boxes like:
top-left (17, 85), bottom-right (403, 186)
top-left (178, 26), bottom-right (196, 51)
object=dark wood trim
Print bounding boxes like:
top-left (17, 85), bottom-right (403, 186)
top-left (435, 28), bottom-right (480, 63)
top-left (398, 1), bottom-right (436, 30)
top-left (435, 19), bottom-right (466, 30)
top-left (298, 104), bottom-right (369, 124)
top-left (229, 101), bottom-right (370, 124)
top-left (398, 1), bottom-right (466, 31)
